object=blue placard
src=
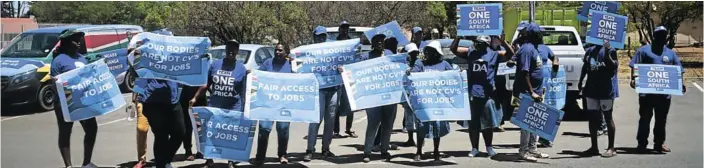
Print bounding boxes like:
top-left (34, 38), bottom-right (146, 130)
top-left (0, 58), bottom-right (45, 77)
top-left (191, 107), bottom-right (255, 162)
top-left (510, 93), bottom-right (565, 142)
top-left (543, 65), bottom-right (567, 109)
top-left (97, 49), bottom-right (130, 76)
top-left (586, 10), bottom-right (628, 49)
top-left (291, 39), bottom-right (362, 89)
top-left (130, 32), bottom-right (211, 86)
top-left (634, 64), bottom-right (683, 96)
top-left (578, 1), bottom-right (621, 21)
top-left (456, 3), bottom-right (503, 36)
top-left (341, 53), bottom-right (408, 111)
top-left (406, 70), bottom-right (471, 122)
top-left (364, 21), bottom-right (410, 47)
top-left (244, 70), bottom-right (321, 123)
top-left (496, 62), bottom-right (516, 75)
top-left (53, 59), bottom-right (126, 122)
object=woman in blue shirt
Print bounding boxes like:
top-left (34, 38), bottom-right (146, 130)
top-left (252, 44), bottom-right (294, 165)
top-left (411, 40), bottom-right (453, 162)
top-left (51, 29), bottom-right (99, 168)
top-left (191, 40), bottom-right (249, 168)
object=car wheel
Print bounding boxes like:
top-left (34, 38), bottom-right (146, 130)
top-left (120, 70), bottom-right (135, 92)
top-left (37, 83), bottom-right (55, 111)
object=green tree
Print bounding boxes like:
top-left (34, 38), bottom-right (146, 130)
top-left (624, 1), bottom-right (703, 48)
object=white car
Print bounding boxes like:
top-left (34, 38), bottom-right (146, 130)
top-left (508, 25), bottom-right (586, 110)
top-left (207, 44), bottom-right (275, 70)
top-left (326, 27), bottom-right (373, 51)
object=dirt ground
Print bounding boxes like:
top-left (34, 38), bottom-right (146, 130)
top-left (617, 47), bottom-right (703, 83)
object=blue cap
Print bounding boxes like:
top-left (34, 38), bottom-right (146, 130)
top-left (526, 22), bottom-right (542, 33)
top-left (654, 26), bottom-right (668, 33)
top-left (413, 27), bottom-right (423, 33)
top-left (314, 26), bottom-right (327, 35)
top-left (517, 21), bottom-right (530, 30)
top-left (340, 20), bottom-right (350, 27)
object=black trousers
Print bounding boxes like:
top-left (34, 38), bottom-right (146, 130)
top-left (143, 103), bottom-right (185, 168)
top-left (335, 87), bottom-right (354, 134)
top-left (54, 102), bottom-right (98, 166)
top-left (496, 83), bottom-right (514, 124)
top-left (637, 94), bottom-right (672, 148)
top-left (179, 87), bottom-right (206, 155)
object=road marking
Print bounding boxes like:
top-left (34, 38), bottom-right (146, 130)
top-left (98, 118), bottom-right (126, 126)
top-left (1, 116), bottom-right (23, 121)
top-left (693, 82), bottom-right (704, 92)
top-left (353, 115), bottom-right (367, 124)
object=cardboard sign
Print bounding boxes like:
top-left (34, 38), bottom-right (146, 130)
top-left (586, 10), bottom-right (628, 49)
top-left (634, 64), bottom-right (683, 95)
top-left (244, 70), bottom-right (321, 123)
top-left (457, 3), bottom-right (503, 36)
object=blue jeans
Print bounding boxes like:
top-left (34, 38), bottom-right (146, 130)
top-left (363, 104), bottom-right (397, 154)
top-left (256, 121), bottom-right (290, 158)
top-left (307, 89), bottom-right (338, 152)
top-left (402, 102), bottom-right (416, 131)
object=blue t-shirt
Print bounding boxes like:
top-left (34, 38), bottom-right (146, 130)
top-left (259, 58), bottom-right (292, 73)
top-left (466, 49), bottom-right (499, 98)
top-left (583, 46), bottom-right (619, 99)
top-left (411, 60), bottom-right (453, 72)
top-left (135, 78), bottom-right (181, 104)
top-left (629, 44), bottom-right (683, 99)
top-left (512, 43), bottom-right (544, 96)
top-left (537, 44), bottom-right (554, 64)
top-left (208, 59), bottom-right (247, 110)
top-left (50, 54), bottom-right (88, 77)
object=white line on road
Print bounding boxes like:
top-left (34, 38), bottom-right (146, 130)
top-left (1, 116), bottom-right (23, 121)
top-left (98, 118), bottom-right (126, 126)
top-left (693, 82), bottom-right (704, 92)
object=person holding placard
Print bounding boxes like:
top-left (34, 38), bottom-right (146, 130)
top-left (400, 43), bottom-right (421, 147)
top-left (629, 26), bottom-right (686, 154)
top-left (334, 20), bottom-right (360, 139)
top-left (252, 43), bottom-right (294, 165)
top-left (450, 34), bottom-right (514, 157)
top-left (511, 23), bottom-right (550, 162)
top-left (410, 40), bottom-right (454, 162)
top-left (578, 40), bottom-right (619, 157)
top-left (536, 31), bottom-right (559, 148)
top-left (190, 40), bottom-right (248, 168)
top-left (50, 29), bottom-right (99, 168)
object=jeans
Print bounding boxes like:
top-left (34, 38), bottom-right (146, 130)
top-left (143, 103), bottom-right (185, 168)
top-left (519, 130), bottom-right (538, 155)
top-left (334, 88), bottom-right (354, 134)
top-left (363, 104), bottom-right (397, 154)
top-left (257, 121), bottom-right (290, 158)
top-left (307, 89), bottom-right (338, 152)
top-left (637, 94), bottom-right (671, 147)
top-left (402, 102), bottom-right (416, 131)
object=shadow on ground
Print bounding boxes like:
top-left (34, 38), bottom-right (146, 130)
top-left (0, 103), bottom-right (50, 117)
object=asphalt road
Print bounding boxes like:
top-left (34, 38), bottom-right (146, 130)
top-left (2, 84), bottom-right (703, 168)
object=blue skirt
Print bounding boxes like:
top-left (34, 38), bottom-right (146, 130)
top-left (417, 121), bottom-right (451, 139)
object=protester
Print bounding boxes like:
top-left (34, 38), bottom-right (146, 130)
top-left (578, 40), bottom-right (619, 157)
top-left (511, 23), bottom-right (550, 162)
top-left (179, 85), bottom-right (206, 161)
top-left (411, 40), bottom-right (453, 162)
top-left (51, 29), bottom-right (98, 168)
top-left (412, 27), bottom-right (424, 49)
top-left (304, 25), bottom-right (338, 161)
top-left (489, 34), bottom-right (513, 132)
top-left (334, 20), bottom-right (359, 139)
top-left (629, 26), bottom-right (686, 154)
top-left (401, 43), bottom-right (421, 147)
top-left (127, 47), bottom-right (149, 168)
top-left (451, 34), bottom-right (514, 157)
top-left (431, 28), bottom-right (440, 40)
top-left (536, 29), bottom-right (559, 148)
top-left (358, 34), bottom-right (398, 162)
top-left (369, 36), bottom-right (401, 153)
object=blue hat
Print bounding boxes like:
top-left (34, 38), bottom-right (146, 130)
top-left (654, 26), bottom-right (668, 33)
top-left (314, 26), bottom-right (327, 35)
top-left (526, 22), bottom-right (542, 33)
top-left (340, 20), bottom-right (350, 27)
top-left (517, 21), bottom-right (530, 31)
top-left (412, 27), bottom-right (423, 33)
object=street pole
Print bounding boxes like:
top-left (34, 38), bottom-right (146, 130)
top-left (529, 1), bottom-right (535, 23)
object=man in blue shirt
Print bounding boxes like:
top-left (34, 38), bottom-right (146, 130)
top-left (629, 26), bottom-right (686, 154)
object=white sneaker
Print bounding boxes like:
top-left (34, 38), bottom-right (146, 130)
top-left (82, 163), bottom-right (98, 168)
top-left (529, 150), bottom-right (549, 158)
top-left (519, 153), bottom-right (538, 162)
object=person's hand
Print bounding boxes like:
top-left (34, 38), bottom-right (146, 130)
top-left (630, 80), bottom-right (636, 89)
top-left (531, 92), bottom-right (543, 102)
top-left (246, 69), bottom-right (251, 74)
top-left (189, 98), bottom-right (197, 107)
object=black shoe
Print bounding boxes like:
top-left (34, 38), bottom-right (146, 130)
top-left (322, 150), bottom-right (336, 158)
top-left (252, 158), bottom-right (265, 166)
top-left (637, 146), bottom-right (651, 154)
top-left (303, 151), bottom-right (314, 162)
top-left (381, 152), bottom-right (392, 162)
top-left (346, 131), bottom-right (359, 138)
top-left (582, 147), bottom-right (600, 156)
top-left (402, 140), bottom-right (416, 147)
top-left (362, 154), bottom-right (371, 163)
top-left (333, 133), bottom-right (344, 139)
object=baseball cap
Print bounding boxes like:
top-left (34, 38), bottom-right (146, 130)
top-left (314, 26), bottom-right (327, 35)
top-left (654, 26), bottom-right (668, 33)
top-left (340, 20), bottom-right (350, 27)
top-left (517, 21), bottom-right (530, 31)
top-left (413, 27), bottom-right (423, 34)
top-left (424, 40), bottom-right (444, 56)
top-left (475, 36), bottom-right (491, 45)
top-left (371, 34), bottom-right (387, 44)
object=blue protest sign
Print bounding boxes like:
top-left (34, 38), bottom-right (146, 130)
top-left (406, 70), bottom-right (471, 121)
top-left (543, 65), bottom-right (567, 109)
top-left (510, 93), bottom-right (565, 142)
top-left (497, 62), bottom-right (516, 75)
top-left (97, 49), bottom-right (130, 76)
top-left (191, 107), bottom-right (255, 162)
top-left (54, 59), bottom-right (126, 122)
top-left (130, 32), bottom-right (211, 86)
top-left (364, 21), bottom-right (410, 47)
top-left (634, 64), bottom-right (683, 96)
top-left (0, 58), bottom-right (45, 77)
top-left (291, 39), bottom-right (362, 88)
top-left (244, 70), bottom-right (321, 123)
top-left (578, 1), bottom-right (621, 21)
top-left (586, 10), bottom-right (628, 49)
top-left (456, 3), bottom-right (503, 36)
top-left (341, 53), bottom-right (408, 111)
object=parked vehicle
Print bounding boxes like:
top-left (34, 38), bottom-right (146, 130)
top-left (326, 27), bottom-right (373, 51)
top-left (207, 44), bottom-right (275, 70)
top-left (0, 25), bottom-right (143, 111)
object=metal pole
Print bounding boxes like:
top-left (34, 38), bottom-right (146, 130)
top-left (529, 1), bottom-right (535, 23)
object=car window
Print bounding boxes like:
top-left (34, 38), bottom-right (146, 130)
top-left (208, 49), bottom-right (250, 63)
top-left (542, 31), bottom-right (579, 46)
top-left (328, 32), bottom-right (370, 44)
top-left (254, 48), bottom-right (271, 66)
top-left (0, 33), bottom-right (61, 58)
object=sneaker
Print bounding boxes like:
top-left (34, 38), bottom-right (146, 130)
top-left (389, 144), bottom-right (399, 150)
top-left (252, 158), bottom-right (265, 166)
top-left (372, 145), bottom-right (381, 152)
top-left (381, 152), bottom-right (392, 162)
top-left (322, 150), bottom-right (336, 158)
top-left (228, 161), bottom-right (238, 168)
top-left (538, 139), bottom-right (553, 148)
top-left (280, 155), bottom-right (289, 164)
top-left (402, 127), bottom-right (408, 133)
top-left (583, 147), bottom-right (600, 156)
top-left (519, 153), bottom-right (538, 162)
top-left (303, 152), bottom-right (314, 162)
top-left (82, 163), bottom-right (98, 168)
top-left (333, 133), bottom-right (344, 138)
top-left (402, 140), bottom-right (416, 147)
top-left (494, 126), bottom-right (505, 132)
top-left (468, 148), bottom-right (480, 157)
top-left (529, 150), bottom-right (549, 158)
top-left (132, 160), bottom-right (145, 168)
top-left (362, 154), bottom-right (371, 163)
top-left (487, 147), bottom-right (497, 157)
top-left (346, 131), bottom-right (359, 138)
top-left (601, 149), bottom-right (617, 158)
top-left (413, 154), bottom-right (422, 161)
